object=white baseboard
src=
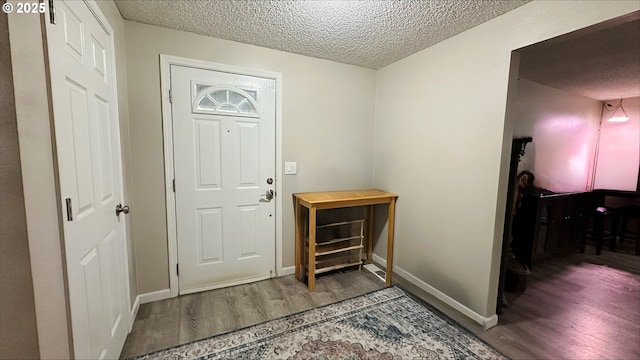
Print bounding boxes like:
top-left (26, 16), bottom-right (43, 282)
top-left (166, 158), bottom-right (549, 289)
top-left (372, 254), bottom-right (498, 330)
top-left (129, 295), bottom-right (140, 330)
top-left (139, 289), bottom-right (171, 304)
top-left (279, 266), bottom-right (295, 276)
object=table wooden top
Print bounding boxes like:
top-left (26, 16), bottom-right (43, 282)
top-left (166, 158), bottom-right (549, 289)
top-left (294, 189), bottom-right (398, 208)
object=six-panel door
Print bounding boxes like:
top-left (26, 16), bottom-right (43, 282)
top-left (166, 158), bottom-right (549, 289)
top-left (171, 65), bottom-right (276, 294)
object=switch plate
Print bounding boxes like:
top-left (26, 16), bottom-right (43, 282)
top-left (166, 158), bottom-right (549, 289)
top-left (284, 162), bottom-right (297, 175)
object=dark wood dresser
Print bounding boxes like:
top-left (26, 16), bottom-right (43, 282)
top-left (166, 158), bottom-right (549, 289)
top-left (514, 189), bottom-right (639, 267)
top-left (514, 190), bottom-right (595, 267)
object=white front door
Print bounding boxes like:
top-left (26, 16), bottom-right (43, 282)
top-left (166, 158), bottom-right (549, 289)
top-left (46, 1), bottom-right (130, 358)
top-left (171, 65), bottom-right (276, 294)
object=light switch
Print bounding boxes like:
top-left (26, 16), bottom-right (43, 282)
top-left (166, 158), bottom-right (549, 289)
top-left (285, 162), bottom-right (297, 175)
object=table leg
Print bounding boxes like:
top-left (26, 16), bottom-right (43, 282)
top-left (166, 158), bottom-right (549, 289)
top-left (386, 199), bottom-right (396, 287)
top-left (308, 207), bottom-right (317, 291)
top-left (295, 198), bottom-right (301, 281)
top-left (367, 205), bottom-right (374, 263)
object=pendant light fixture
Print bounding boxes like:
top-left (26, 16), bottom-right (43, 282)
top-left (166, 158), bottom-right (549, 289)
top-left (607, 98), bottom-right (630, 122)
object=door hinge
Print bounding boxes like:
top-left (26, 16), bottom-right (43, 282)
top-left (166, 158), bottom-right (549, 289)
top-left (169, 89), bottom-right (172, 103)
top-left (176, 263), bottom-right (179, 275)
top-left (48, 0), bottom-right (56, 24)
top-left (172, 179), bottom-right (175, 192)
top-left (65, 198), bottom-right (73, 221)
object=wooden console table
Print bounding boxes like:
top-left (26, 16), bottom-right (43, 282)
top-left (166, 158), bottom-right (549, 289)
top-left (294, 189), bottom-right (398, 291)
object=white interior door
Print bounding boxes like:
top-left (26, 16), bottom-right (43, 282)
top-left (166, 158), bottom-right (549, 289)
top-left (46, 1), bottom-right (130, 358)
top-left (171, 65), bottom-right (276, 294)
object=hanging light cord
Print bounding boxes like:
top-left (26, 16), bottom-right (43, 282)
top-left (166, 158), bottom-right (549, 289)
top-left (606, 98), bottom-right (629, 120)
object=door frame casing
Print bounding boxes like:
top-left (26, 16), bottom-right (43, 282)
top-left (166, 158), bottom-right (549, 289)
top-left (160, 55), bottom-right (284, 298)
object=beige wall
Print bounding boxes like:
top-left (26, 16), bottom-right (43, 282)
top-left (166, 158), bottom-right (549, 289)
top-left (124, 21), bottom-right (376, 293)
top-left (7, 6), bottom-right (72, 358)
top-left (373, 0), bottom-right (639, 318)
top-left (0, 11), bottom-right (40, 360)
top-left (95, 0), bottom-right (138, 307)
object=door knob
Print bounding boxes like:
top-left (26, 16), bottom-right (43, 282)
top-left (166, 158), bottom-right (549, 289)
top-left (265, 190), bottom-right (274, 200)
top-left (115, 204), bottom-right (130, 216)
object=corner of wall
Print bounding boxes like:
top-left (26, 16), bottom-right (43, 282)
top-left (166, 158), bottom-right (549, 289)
top-left (7, 6), bottom-right (72, 359)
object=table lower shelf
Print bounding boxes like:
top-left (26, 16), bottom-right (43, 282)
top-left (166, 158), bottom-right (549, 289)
top-left (303, 260), bottom-right (363, 275)
top-left (304, 248), bottom-right (363, 272)
top-left (306, 244), bottom-right (364, 257)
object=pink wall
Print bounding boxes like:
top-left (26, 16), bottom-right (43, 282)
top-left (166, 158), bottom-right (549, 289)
top-left (532, 115), bottom-right (599, 192)
top-left (514, 81), bottom-right (639, 193)
top-left (514, 79), bottom-right (602, 192)
top-left (593, 96), bottom-right (640, 191)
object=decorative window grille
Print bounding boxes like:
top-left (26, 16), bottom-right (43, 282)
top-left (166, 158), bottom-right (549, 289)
top-left (193, 86), bottom-right (258, 117)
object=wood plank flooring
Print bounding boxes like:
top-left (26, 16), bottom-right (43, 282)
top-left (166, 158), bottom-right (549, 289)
top-left (121, 248), bottom-right (640, 359)
top-left (490, 246), bottom-right (640, 360)
top-left (120, 271), bottom-right (385, 359)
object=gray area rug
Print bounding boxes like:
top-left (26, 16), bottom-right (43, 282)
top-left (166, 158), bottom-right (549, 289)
top-left (132, 286), bottom-right (508, 359)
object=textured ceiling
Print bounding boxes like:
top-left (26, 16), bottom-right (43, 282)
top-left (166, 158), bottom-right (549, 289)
top-left (115, 1), bottom-right (639, 100)
top-left (115, 0), bottom-right (530, 69)
top-left (518, 15), bottom-right (640, 101)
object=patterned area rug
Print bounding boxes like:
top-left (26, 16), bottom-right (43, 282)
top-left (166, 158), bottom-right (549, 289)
top-left (132, 286), bottom-right (507, 360)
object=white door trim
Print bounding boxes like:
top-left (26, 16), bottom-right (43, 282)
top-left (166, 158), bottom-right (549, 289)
top-left (160, 55), bottom-right (283, 298)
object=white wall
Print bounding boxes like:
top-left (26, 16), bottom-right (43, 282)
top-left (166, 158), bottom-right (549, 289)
top-left (513, 79), bottom-right (602, 192)
top-left (594, 96), bottom-right (640, 191)
top-left (124, 21), bottom-right (376, 293)
top-left (373, 1), bottom-right (639, 319)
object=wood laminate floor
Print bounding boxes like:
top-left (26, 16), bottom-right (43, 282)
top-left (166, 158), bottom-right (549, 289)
top-left (120, 270), bottom-right (386, 359)
top-left (489, 246), bottom-right (640, 360)
top-left (121, 247), bottom-right (639, 359)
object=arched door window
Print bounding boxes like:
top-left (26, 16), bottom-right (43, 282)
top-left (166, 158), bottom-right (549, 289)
top-left (192, 86), bottom-right (259, 117)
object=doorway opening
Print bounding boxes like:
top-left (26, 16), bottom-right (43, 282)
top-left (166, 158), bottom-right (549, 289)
top-left (496, 12), bottom-right (640, 356)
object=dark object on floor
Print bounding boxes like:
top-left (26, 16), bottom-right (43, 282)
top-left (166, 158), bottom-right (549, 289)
top-left (510, 190), bottom-right (538, 270)
top-left (505, 269), bottom-right (527, 293)
top-left (592, 206), bottom-right (616, 255)
top-left (615, 205), bottom-right (640, 255)
top-left (588, 204), bottom-right (640, 255)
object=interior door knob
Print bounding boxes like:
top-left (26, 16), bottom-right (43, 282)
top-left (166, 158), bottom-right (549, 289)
top-left (265, 190), bottom-right (274, 200)
top-left (115, 204), bottom-right (130, 216)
